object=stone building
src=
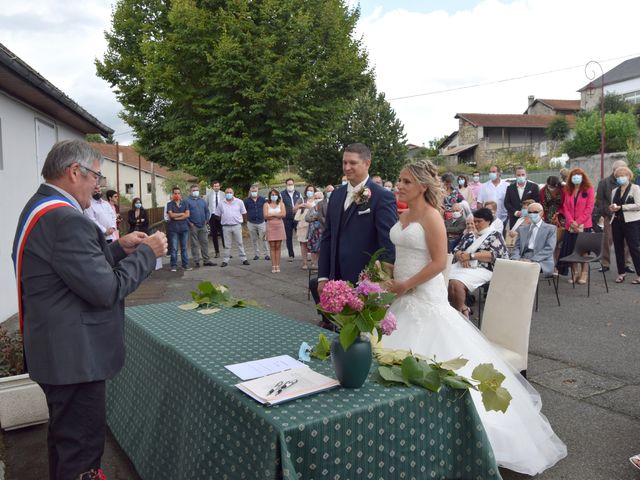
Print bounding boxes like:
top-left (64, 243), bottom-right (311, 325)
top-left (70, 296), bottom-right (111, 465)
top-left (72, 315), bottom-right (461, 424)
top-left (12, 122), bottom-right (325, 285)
top-left (579, 56), bottom-right (640, 110)
top-left (525, 97), bottom-right (581, 116)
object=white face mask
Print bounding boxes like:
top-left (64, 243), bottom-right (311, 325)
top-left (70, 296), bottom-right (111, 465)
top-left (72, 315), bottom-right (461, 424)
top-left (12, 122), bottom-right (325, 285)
top-left (342, 180), bottom-right (348, 186)
top-left (191, 190), bottom-right (200, 197)
top-left (452, 211), bottom-right (462, 219)
top-left (286, 185), bottom-right (295, 192)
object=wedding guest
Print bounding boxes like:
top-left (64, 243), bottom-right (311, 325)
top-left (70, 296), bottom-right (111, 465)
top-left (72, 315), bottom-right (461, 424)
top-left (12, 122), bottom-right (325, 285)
top-left (205, 180), bottom-right (225, 258)
top-left (305, 191), bottom-right (326, 268)
top-left (540, 175), bottom-right (565, 273)
top-left (609, 166), bottom-right (640, 284)
top-left (106, 189), bottom-right (121, 239)
top-left (511, 202), bottom-right (557, 277)
top-left (557, 167), bottom-right (595, 284)
top-left (441, 172), bottom-right (464, 218)
top-left (445, 203), bottom-right (466, 252)
top-left (127, 197), bottom-right (149, 233)
top-left (166, 186), bottom-right (191, 272)
top-left (293, 185), bottom-right (317, 269)
top-left (383, 180), bottom-right (394, 191)
top-left (504, 166), bottom-right (540, 229)
top-left (505, 198), bottom-right (535, 250)
top-left (448, 208), bottom-right (509, 318)
top-left (85, 185), bottom-right (117, 244)
top-left (186, 184), bottom-right (215, 268)
top-left (281, 178), bottom-right (301, 261)
top-left (317, 185), bottom-right (334, 227)
top-left (264, 188), bottom-right (286, 273)
top-left (372, 175), bottom-right (383, 186)
top-left (215, 187), bottom-right (250, 267)
top-left (244, 184), bottom-right (269, 261)
top-left (340, 175), bottom-right (348, 186)
top-left (483, 200), bottom-right (504, 233)
top-left (469, 170), bottom-right (482, 208)
top-left (477, 165), bottom-right (509, 225)
top-left (456, 174), bottom-right (476, 208)
top-left (559, 168), bottom-right (569, 186)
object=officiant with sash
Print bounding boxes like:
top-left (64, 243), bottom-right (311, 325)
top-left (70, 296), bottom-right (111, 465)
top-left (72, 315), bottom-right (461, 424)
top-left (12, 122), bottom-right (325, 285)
top-left (312, 143), bottom-right (397, 329)
top-left (448, 207), bottom-right (509, 318)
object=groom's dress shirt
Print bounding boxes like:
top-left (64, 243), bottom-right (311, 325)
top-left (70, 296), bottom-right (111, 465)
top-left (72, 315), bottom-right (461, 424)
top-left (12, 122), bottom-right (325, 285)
top-left (344, 176), bottom-right (369, 211)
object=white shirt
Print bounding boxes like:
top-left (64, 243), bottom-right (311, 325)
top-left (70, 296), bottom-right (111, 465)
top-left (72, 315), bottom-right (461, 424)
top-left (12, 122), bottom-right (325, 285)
top-left (206, 190), bottom-right (223, 218)
top-left (527, 222), bottom-right (539, 250)
top-left (85, 197), bottom-right (117, 240)
top-left (478, 180), bottom-right (508, 222)
top-left (517, 184), bottom-right (525, 200)
top-left (344, 176), bottom-right (369, 211)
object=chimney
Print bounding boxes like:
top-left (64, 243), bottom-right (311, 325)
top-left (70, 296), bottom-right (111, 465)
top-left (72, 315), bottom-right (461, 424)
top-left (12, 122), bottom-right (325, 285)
top-left (528, 95), bottom-right (535, 107)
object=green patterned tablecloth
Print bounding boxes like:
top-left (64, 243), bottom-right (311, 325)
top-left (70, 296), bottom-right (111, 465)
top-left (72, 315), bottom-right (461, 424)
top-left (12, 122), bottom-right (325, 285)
top-left (107, 302), bottom-right (501, 480)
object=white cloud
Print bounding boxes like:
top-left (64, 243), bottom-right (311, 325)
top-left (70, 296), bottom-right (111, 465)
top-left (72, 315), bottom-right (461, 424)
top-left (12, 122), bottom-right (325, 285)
top-left (357, 0), bottom-right (640, 145)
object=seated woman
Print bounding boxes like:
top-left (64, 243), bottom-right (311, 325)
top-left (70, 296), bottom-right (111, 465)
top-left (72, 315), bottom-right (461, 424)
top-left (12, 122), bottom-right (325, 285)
top-left (445, 203), bottom-right (466, 252)
top-left (448, 208), bottom-right (509, 317)
top-left (483, 200), bottom-right (504, 234)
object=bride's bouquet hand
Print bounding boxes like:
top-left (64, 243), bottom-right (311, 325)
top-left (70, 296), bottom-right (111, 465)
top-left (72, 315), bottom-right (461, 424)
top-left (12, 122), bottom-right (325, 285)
top-left (387, 279), bottom-right (411, 296)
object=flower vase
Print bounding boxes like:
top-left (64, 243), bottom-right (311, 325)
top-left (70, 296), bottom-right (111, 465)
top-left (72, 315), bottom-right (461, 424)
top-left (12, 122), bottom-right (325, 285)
top-left (331, 336), bottom-right (372, 388)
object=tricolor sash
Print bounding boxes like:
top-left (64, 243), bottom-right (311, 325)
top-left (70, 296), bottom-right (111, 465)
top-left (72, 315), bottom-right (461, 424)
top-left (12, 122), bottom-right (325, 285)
top-left (12, 196), bottom-right (74, 333)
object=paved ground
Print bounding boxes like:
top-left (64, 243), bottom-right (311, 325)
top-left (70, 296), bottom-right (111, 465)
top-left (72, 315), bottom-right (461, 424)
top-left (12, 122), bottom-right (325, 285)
top-left (2, 240), bottom-right (640, 479)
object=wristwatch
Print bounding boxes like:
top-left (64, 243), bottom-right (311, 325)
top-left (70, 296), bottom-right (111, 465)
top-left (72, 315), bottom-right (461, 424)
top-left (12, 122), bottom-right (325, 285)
top-left (470, 252), bottom-right (475, 260)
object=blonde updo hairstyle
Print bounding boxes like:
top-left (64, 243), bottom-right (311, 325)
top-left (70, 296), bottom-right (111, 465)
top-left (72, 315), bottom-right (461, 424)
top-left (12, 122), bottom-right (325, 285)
top-left (403, 159), bottom-right (444, 211)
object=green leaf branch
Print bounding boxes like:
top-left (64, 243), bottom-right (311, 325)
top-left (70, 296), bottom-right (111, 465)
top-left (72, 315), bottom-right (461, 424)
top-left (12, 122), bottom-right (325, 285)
top-left (178, 281), bottom-right (258, 314)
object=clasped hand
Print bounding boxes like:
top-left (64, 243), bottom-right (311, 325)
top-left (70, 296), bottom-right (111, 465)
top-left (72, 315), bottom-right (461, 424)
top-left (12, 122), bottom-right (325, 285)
top-left (119, 231), bottom-right (168, 257)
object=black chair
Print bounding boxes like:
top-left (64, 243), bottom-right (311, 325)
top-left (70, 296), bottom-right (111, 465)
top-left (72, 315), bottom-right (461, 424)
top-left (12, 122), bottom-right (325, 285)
top-left (535, 273), bottom-right (560, 311)
top-left (558, 232), bottom-right (609, 297)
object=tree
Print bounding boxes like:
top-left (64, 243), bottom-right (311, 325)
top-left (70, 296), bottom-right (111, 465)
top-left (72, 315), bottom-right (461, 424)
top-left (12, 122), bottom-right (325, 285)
top-left (564, 111), bottom-right (638, 157)
top-left (85, 133), bottom-right (116, 144)
top-left (603, 92), bottom-right (629, 114)
top-left (296, 81), bottom-right (407, 186)
top-left (96, 0), bottom-right (369, 190)
top-left (545, 116), bottom-right (570, 141)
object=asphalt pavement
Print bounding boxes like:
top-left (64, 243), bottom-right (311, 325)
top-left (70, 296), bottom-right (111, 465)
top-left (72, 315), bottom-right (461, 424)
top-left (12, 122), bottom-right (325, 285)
top-left (2, 241), bottom-right (640, 480)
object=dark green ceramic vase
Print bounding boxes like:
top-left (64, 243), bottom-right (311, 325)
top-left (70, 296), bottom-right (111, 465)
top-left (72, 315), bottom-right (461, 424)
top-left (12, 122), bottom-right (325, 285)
top-left (331, 336), bottom-right (372, 388)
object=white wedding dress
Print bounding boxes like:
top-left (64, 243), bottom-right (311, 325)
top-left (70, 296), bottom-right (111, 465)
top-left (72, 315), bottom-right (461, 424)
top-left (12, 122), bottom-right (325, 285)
top-left (383, 222), bottom-right (567, 475)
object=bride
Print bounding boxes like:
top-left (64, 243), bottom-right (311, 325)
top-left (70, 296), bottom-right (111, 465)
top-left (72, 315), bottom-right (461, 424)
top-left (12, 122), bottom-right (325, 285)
top-left (382, 159), bottom-right (567, 475)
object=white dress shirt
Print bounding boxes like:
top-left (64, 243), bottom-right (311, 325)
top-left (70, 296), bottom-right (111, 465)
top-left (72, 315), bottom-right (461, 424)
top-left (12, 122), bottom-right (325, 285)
top-left (478, 180), bottom-right (508, 222)
top-left (206, 190), bottom-right (223, 218)
top-left (85, 197), bottom-right (117, 241)
top-left (527, 222), bottom-right (539, 250)
top-left (344, 176), bottom-right (369, 211)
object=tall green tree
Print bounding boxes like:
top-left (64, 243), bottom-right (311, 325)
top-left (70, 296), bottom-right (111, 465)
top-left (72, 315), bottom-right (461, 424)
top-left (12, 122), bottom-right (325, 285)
top-left (297, 81), bottom-right (407, 186)
top-left (96, 0), bottom-right (369, 189)
top-left (564, 111), bottom-right (638, 157)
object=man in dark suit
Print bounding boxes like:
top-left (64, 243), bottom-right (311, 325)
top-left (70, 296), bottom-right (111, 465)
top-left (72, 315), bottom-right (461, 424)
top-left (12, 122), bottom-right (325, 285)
top-left (281, 178), bottom-right (301, 261)
top-left (504, 166), bottom-right (540, 229)
top-left (12, 140), bottom-right (167, 480)
top-left (311, 143), bottom-right (397, 329)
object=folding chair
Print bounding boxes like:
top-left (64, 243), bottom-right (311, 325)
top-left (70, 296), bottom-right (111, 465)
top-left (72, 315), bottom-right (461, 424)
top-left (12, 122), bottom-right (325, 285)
top-left (558, 232), bottom-right (609, 297)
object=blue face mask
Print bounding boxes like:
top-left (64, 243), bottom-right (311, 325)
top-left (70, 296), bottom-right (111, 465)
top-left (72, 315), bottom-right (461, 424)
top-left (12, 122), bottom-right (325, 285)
top-left (191, 190), bottom-right (200, 198)
top-left (488, 172), bottom-right (498, 181)
top-left (472, 175), bottom-right (480, 182)
top-left (616, 176), bottom-right (629, 186)
top-left (270, 195), bottom-right (278, 202)
top-left (528, 212), bottom-right (541, 223)
top-left (134, 202), bottom-right (142, 209)
top-left (571, 175), bottom-right (583, 185)
top-left (516, 175), bottom-right (526, 185)
top-left (457, 179), bottom-right (465, 187)
top-left (326, 191), bottom-right (332, 199)
top-left (521, 208), bottom-right (528, 217)
top-left (250, 191), bottom-right (258, 198)
top-left (225, 193), bottom-right (233, 201)
top-left (342, 181), bottom-right (348, 186)
top-left (306, 191), bottom-right (314, 198)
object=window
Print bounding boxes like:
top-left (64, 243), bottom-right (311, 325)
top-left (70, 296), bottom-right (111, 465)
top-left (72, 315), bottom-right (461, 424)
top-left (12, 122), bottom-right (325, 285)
top-left (147, 182), bottom-right (152, 194)
top-left (35, 118), bottom-right (56, 180)
top-left (623, 90), bottom-right (640, 104)
top-left (125, 183), bottom-right (135, 195)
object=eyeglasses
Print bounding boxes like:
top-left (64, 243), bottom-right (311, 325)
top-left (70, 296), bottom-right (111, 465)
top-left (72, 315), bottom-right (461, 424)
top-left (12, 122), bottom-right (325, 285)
top-left (79, 165), bottom-right (106, 184)
top-left (528, 210), bottom-right (542, 214)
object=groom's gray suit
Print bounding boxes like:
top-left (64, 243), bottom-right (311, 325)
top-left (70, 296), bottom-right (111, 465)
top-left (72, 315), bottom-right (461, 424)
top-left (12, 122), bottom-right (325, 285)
top-left (511, 221), bottom-right (556, 276)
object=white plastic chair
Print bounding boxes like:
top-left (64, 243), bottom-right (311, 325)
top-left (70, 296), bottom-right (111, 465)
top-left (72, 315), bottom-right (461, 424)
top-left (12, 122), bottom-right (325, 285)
top-left (480, 258), bottom-right (540, 375)
top-left (442, 253), bottom-right (454, 286)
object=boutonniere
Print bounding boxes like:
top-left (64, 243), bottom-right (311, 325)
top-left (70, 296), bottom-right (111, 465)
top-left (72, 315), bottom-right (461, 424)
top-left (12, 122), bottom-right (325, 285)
top-left (352, 186), bottom-right (372, 211)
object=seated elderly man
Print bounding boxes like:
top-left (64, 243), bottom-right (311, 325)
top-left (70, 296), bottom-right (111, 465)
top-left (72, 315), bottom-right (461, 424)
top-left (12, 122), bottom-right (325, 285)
top-left (510, 202), bottom-right (557, 277)
top-left (445, 203), bottom-right (467, 252)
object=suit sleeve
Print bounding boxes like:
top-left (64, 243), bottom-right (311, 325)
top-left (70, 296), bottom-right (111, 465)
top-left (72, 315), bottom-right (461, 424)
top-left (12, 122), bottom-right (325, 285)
top-left (376, 191), bottom-right (398, 264)
top-left (504, 186), bottom-right (518, 216)
top-left (51, 214), bottom-right (156, 308)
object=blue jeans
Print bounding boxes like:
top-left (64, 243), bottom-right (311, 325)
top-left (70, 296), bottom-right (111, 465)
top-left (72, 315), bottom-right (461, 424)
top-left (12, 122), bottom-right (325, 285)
top-left (169, 230), bottom-right (189, 268)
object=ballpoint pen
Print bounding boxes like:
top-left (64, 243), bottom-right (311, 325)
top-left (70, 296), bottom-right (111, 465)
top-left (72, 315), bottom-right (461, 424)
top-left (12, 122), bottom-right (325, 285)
top-left (273, 379), bottom-right (298, 396)
top-left (266, 381), bottom-right (284, 396)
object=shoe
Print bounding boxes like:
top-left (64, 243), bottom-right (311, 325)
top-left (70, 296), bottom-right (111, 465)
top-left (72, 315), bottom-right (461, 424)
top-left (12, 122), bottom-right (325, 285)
top-left (185, 267), bottom-right (193, 271)
top-left (194, 263), bottom-right (201, 268)
top-left (625, 266), bottom-right (635, 274)
top-left (253, 255), bottom-right (259, 261)
top-left (288, 257), bottom-right (294, 262)
top-left (221, 262), bottom-right (228, 267)
top-left (171, 267), bottom-right (177, 272)
top-left (630, 454), bottom-right (640, 470)
top-left (265, 255), bottom-right (270, 260)
top-left (242, 260), bottom-right (250, 265)
top-left (271, 267), bottom-right (277, 273)
top-left (275, 266), bottom-right (281, 273)
top-left (203, 261), bottom-right (217, 266)
top-left (577, 272), bottom-right (588, 285)
top-left (302, 264), bottom-right (308, 270)
top-left (615, 274), bottom-right (626, 283)
top-left (598, 266), bottom-right (609, 273)
top-left (214, 253), bottom-right (220, 258)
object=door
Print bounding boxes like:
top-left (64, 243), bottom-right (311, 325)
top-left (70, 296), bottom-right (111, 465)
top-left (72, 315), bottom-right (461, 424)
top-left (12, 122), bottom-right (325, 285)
top-left (35, 118), bottom-right (57, 181)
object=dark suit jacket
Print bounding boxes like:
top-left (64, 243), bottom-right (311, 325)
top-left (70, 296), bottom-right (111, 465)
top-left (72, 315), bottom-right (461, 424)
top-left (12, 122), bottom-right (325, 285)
top-left (504, 181), bottom-right (540, 228)
top-left (318, 179), bottom-right (397, 284)
top-left (12, 184), bottom-right (156, 385)
top-left (280, 189), bottom-right (301, 220)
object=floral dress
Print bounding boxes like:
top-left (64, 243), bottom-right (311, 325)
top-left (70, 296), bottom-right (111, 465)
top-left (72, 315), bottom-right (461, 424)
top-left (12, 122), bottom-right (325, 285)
top-left (453, 230), bottom-right (509, 271)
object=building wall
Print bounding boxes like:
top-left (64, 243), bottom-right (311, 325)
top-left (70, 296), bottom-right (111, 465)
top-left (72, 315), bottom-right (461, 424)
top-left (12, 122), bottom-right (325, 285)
top-left (581, 77), bottom-right (640, 110)
top-left (458, 120), bottom-right (479, 145)
top-left (0, 91), bottom-right (84, 322)
top-left (527, 103), bottom-right (555, 115)
top-left (567, 151), bottom-right (628, 183)
top-left (100, 158), bottom-right (168, 208)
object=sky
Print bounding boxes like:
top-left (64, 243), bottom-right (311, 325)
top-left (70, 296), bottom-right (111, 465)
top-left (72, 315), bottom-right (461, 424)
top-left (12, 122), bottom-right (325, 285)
top-left (2, 0), bottom-right (640, 147)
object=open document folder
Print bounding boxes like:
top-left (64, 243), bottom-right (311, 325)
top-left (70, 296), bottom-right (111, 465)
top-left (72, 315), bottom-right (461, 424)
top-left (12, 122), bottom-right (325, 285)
top-left (236, 366), bottom-right (339, 406)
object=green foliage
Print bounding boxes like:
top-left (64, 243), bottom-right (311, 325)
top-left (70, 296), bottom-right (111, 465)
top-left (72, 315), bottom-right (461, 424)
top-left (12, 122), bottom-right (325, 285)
top-left (373, 349), bottom-right (512, 413)
top-left (603, 92), bottom-right (629, 114)
top-left (97, 0), bottom-right (369, 190)
top-left (179, 281), bottom-right (258, 314)
top-left (627, 139), bottom-right (640, 167)
top-left (564, 111), bottom-right (639, 157)
top-left (162, 171), bottom-right (193, 196)
top-left (296, 80), bottom-right (407, 186)
top-left (310, 334), bottom-right (331, 360)
top-left (494, 150), bottom-right (541, 172)
top-left (546, 116), bottom-right (570, 141)
top-left (0, 325), bottom-right (24, 377)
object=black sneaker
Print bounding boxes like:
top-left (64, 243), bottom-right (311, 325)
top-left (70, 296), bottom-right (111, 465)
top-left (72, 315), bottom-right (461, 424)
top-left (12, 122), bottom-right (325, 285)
top-left (625, 266), bottom-right (636, 274)
top-left (242, 260), bottom-right (250, 266)
top-left (203, 261), bottom-right (217, 266)
top-left (253, 255), bottom-right (259, 261)
top-left (214, 253), bottom-right (220, 258)
top-left (221, 262), bottom-right (228, 267)
top-left (194, 263), bottom-right (201, 268)
top-left (265, 255), bottom-right (270, 260)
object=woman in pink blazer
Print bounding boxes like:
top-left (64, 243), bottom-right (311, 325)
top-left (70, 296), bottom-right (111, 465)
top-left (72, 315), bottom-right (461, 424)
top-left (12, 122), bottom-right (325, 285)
top-left (558, 167), bottom-right (595, 284)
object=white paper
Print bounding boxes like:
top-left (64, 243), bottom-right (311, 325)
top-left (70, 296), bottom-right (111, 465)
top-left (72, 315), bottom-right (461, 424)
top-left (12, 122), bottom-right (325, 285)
top-left (225, 355), bottom-right (306, 380)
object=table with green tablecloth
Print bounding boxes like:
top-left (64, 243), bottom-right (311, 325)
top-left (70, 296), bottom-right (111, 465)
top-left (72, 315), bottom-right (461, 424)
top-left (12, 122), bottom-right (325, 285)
top-left (106, 302), bottom-right (501, 480)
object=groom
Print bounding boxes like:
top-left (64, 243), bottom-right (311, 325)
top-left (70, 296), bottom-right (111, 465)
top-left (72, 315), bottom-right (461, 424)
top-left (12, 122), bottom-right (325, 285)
top-left (312, 143), bottom-right (397, 328)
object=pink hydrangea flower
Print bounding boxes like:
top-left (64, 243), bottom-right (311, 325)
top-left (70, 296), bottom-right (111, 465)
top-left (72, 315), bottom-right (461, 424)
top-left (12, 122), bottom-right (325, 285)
top-left (380, 312), bottom-right (397, 335)
top-left (355, 280), bottom-right (385, 296)
top-left (347, 296), bottom-right (364, 312)
top-left (319, 280), bottom-right (357, 314)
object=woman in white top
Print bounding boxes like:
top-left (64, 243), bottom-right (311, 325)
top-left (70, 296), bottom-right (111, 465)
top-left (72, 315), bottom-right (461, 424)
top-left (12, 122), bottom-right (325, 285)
top-left (609, 166), bottom-right (640, 283)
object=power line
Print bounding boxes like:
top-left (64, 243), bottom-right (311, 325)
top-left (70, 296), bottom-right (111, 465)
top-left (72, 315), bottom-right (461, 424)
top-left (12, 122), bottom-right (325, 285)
top-left (387, 52), bottom-right (640, 101)
top-left (113, 129), bottom-right (134, 137)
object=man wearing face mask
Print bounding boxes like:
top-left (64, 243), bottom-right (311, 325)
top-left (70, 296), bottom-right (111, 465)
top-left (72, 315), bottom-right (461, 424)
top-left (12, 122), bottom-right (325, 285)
top-left (244, 184), bottom-right (269, 261)
top-left (215, 187), bottom-right (250, 267)
top-left (166, 186), bottom-right (191, 272)
top-left (445, 203), bottom-right (466, 252)
top-left (280, 178), bottom-right (301, 261)
top-left (477, 165), bottom-right (509, 228)
top-left (186, 184), bottom-right (215, 268)
top-left (511, 202), bottom-right (556, 276)
top-left (85, 183), bottom-right (117, 243)
top-left (504, 166), bottom-right (540, 230)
